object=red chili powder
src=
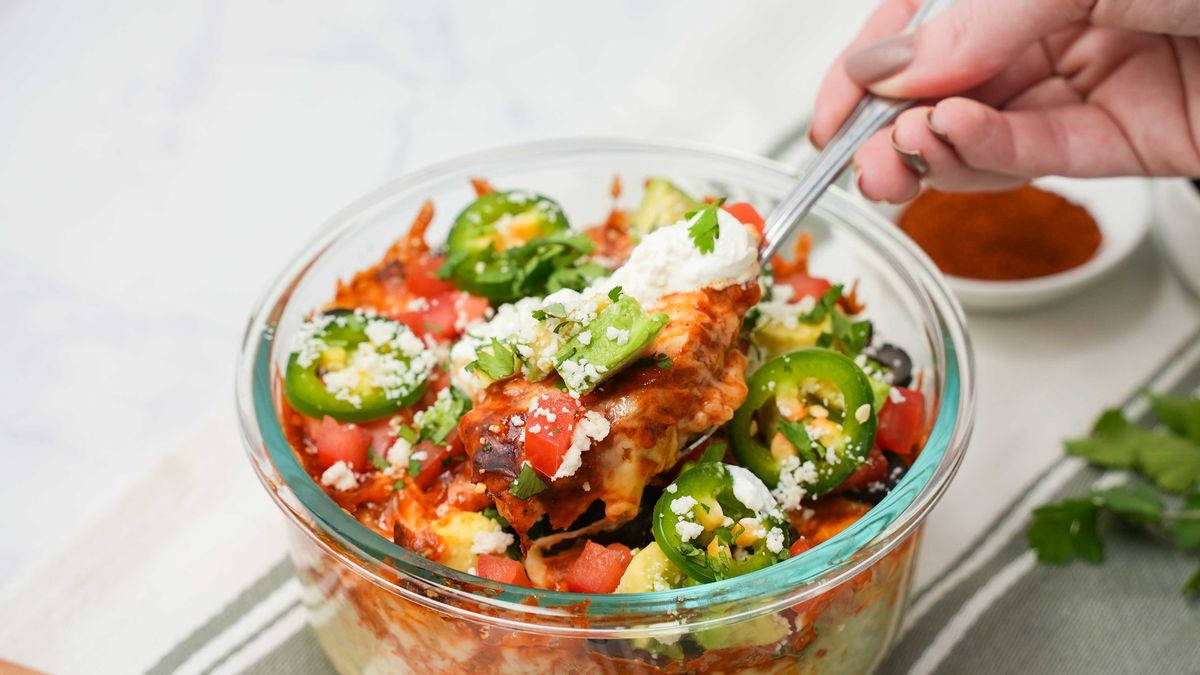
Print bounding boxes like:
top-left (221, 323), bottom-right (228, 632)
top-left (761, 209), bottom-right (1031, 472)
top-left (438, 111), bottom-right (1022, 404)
top-left (897, 186), bottom-right (1102, 281)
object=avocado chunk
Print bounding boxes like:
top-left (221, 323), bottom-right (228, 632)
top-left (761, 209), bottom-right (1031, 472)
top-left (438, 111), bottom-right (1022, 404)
top-left (695, 613), bottom-right (792, 651)
top-left (615, 542), bottom-right (686, 593)
top-left (629, 178), bottom-right (700, 237)
top-left (753, 315), bottom-right (832, 363)
top-left (554, 296), bottom-right (669, 394)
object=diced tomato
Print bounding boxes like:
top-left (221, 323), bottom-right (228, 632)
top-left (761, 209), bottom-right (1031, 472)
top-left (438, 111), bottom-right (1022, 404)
top-left (877, 388), bottom-right (926, 456)
top-left (723, 202), bottom-right (765, 237)
top-left (564, 541), bottom-right (633, 594)
top-left (777, 272), bottom-right (832, 301)
top-left (475, 554), bottom-right (531, 587)
top-left (314, 416), bottom-right (371, 471)
top-left (453, 293), bottom-right (490, 327)
top-left (838, 447), bottom-right (889, 492)
top-left (524, 394), bottom-right (580, 477)
top-left (788, 537), bottom-right (812, 558)
top-left (606, 542), bottom-right (633, 558)
top-left (405, 254), bottom-right (457, 298)
top-left (411, 441), bottom-right (455, 491)
top-left (395, 291), bottom-right (489, 341)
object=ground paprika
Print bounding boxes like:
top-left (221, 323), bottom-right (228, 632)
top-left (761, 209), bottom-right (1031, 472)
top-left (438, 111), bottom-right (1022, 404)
top-left (897, 185), bottom-right (1102, 281)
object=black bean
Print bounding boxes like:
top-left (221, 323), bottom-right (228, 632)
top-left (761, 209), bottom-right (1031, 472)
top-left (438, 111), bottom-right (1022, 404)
top-left (868, 343), bottom-right (913, 388)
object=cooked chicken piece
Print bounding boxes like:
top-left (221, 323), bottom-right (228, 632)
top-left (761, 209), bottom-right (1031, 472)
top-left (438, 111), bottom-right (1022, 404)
top-left (458, 281), bottom-right (761, 541)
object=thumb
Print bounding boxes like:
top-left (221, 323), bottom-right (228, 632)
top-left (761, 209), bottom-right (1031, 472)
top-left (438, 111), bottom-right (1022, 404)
top-left (843, 0), bottom-right (1087, 98)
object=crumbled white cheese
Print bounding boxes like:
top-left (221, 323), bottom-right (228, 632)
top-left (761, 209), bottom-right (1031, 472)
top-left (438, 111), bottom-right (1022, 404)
top-left (727, 464), bottom-right (775, 515)
top-left (605, 326), bottom-right (630, 346)
top-left (386, 436), bottom-right (413, 468)
top-left (470, 530), bottom-right (515, 555)
top-left (557, 357), bottom-right (608, 393)
top-left (765, 527), bottom-right (785, 554)
top-left (314, 317), bottom-right (435, 409)
top-left (669, 495), bottom-right (698, 516)
top-left (510, 416), bottom-right (524, 427)
top-left (320, 461), bottom-right (358, 491)
top-left (675, 520), bottom-right (705, 542)
top-left (552, 410), bottom-right (610, 480)
top-left (888, 387), bottom-right (907, 404)
top-left (665, 483), bottom-right (678, 494)
top-left (772, 456), bottom-right (820, 511)
top-left (578, 330), bottom-right (592, 346)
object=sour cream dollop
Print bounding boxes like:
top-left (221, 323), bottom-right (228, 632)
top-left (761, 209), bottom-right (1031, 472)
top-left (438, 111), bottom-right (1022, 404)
top-left (598, 209), bottom-right (759, 307)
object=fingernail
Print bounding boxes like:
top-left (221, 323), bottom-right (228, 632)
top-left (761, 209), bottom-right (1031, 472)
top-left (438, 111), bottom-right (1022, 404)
top-left (926, 107), bottom-right (952, 145)
top-left (890, 127), bottom-right (928, 175)
top-left (844, 33), bottom-right (915, 84)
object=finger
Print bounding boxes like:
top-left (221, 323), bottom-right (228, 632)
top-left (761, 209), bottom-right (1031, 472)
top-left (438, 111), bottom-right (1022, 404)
top-left (1003, 77), bottom-right (1083, 111)
top-left (958, 41), bottom-right (1057, 108)
top-left (890, 107), bottom-right (1028, 192)
top-left (811, 0), bottom-right (922, 148)
top-left (928, 97), bottom-right (1148, 177)
top-left (847, 0), bottom-right (1091, 99)
top-left (853, 127), bottom-right (921, 203)
top-left (1090, 0), bottom-right (1200, 35)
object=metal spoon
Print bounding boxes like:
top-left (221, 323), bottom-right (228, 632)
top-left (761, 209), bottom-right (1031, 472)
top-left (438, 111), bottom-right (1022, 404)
top-left (681, 0), bottom-right (941, 456)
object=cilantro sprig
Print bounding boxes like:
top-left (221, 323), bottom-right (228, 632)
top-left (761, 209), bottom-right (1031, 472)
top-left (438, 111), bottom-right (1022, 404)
top-left (466, 339), bottom-right (517, 381)
top-left (1028, 392), bottom-right (1200, 595)
top-left (508, 464), bottom-right (548, 499)
top-left (686, 199), bottom-right (725, 254)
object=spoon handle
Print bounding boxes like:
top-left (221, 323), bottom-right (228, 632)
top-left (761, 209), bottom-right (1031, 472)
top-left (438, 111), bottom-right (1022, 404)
top-left (759, 0), bottom-right (944, 261)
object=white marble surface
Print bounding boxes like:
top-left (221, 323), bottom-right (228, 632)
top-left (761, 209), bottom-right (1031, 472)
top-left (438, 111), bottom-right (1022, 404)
top-left (0, 0), bottom-right (872, 583)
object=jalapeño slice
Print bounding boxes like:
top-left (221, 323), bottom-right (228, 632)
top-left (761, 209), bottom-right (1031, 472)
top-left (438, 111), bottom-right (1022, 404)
top-left (441, 190), bottom-right (583, 302)
top-left (729, 348), bottom-right (878, 498)
top-left (447, 190), bottom-right (569, 258)
top-left (284, 311), bottom-right (432, 423)
top-left (652, 462), bottom-right (790, 583)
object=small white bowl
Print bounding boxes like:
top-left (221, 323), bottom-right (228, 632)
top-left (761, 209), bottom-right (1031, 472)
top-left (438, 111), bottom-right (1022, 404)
top-left (1152, 178), bottom-right (1200, 298)
top-left (868, 176), bottom-right (1151, 313)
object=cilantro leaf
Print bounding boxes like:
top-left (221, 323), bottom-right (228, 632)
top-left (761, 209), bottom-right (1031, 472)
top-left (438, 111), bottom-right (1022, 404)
top-left (608, 285), bottom-right (624, 302)
top-left (508, 464), bottom-right (548, 499)
top-left (416, 386), bottom-right (472, 445)
top-left (1169, 494), bottom-right (1200, 550)
top-left (1138, 433), bottom-right (1200, 492)
top-left (1148, 392), bottom-right (1200, 445)
top-left (367, 446), bottom-right (389, 472)
top-left (1064, 409), bottom-right (1148, 469)
top-left (546, 262), bottom-right (610, 294)
top-left (468, 340), bottom-right (517, 381)
top-left (685, 199), bottom-right (725, 254)
top-left (407, 457), bottom-right (423, 477)
top-left (532, 303), bottom-right (567, 321)
top-left (654, 353), bottom-right (672, 368)
top-left (1090, 484), bottom-right (1162, 523)
top-left (777, 418), bottom-right (821, 464)
top-left (1028, 499), bottom-right (1103, 564)
top-left (393, 478), bottom-right (405, 490)
top-left (481, 506), bottom-right (510, 529)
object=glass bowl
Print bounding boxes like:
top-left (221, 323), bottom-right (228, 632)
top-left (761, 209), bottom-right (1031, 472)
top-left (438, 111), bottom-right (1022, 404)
top-left (236, 138), bottom-right (975, 674)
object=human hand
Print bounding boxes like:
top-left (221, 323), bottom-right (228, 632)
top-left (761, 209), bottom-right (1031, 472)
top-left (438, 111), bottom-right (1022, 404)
top-left (812, 0), bottom-right (1200, 202)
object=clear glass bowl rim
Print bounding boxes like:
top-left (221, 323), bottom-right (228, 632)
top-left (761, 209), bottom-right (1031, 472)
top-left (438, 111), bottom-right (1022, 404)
top-left (235, 136), bottom-right (975, 635)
